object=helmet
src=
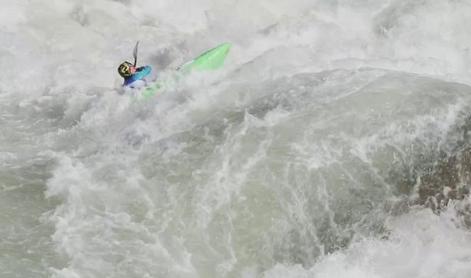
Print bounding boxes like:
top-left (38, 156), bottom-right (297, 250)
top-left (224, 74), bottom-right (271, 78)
top-left (118, 61), bottom-right (133, 77)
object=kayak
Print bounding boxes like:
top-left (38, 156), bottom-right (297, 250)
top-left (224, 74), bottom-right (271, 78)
top-left (137, 43), bottom-right (231, 100)
top-left (178, 42), bottom-right (231, 72)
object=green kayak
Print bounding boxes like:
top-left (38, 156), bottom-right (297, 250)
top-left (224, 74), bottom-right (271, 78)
top-left (138, 43), bottom-right (231, 100)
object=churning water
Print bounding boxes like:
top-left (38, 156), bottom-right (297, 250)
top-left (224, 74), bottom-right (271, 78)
top-left (1, 0), bottom-right (471, 277)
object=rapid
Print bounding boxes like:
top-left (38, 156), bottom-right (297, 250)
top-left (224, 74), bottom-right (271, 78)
top-left (1, 0), bottom-right (471, 277)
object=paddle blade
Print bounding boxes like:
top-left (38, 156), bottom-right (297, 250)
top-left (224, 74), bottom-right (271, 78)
top-left (133, 41), bottom-right (140, 66)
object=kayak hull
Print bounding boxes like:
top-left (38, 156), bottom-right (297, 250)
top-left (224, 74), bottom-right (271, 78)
top-left (179, 43), bottom-right (231, 72)
top-left (136, 43), bottom-right (231, 100)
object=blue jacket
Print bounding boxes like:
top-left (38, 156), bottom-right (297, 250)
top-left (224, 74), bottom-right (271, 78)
top-left (123, 66), bottom-right (152, 86)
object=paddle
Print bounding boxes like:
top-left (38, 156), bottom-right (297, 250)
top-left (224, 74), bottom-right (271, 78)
top-left (133, 41), bottom-right (140, 67)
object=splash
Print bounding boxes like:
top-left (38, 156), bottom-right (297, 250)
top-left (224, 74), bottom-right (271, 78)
top-left (1, 0), bottom-right (471, 277)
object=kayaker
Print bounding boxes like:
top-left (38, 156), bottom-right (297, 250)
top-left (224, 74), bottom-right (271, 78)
top-left (117, 41), bottom-right (152, 88)
top-left (118, 61), bottom-right (152, 88)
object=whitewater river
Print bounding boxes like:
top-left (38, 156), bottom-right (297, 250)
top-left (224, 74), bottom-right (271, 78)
top-left (1, 0), bottom-right (471, 277)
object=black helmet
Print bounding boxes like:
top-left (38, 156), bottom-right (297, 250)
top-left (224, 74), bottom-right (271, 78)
top-left (118, 61), bottom-right (133, 77)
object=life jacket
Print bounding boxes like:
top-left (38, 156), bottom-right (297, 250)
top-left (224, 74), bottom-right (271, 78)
top-left (123, 66), bottom-right (152, 86)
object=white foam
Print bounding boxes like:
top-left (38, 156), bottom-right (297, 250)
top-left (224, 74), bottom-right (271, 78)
top-left (264, 204), bottom-right (471, 278)
top-left (2, 0), bottom-right (471, 277)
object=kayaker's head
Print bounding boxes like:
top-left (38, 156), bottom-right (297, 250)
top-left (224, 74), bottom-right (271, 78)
top-left (118, 61), bottom-right (136, 78)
